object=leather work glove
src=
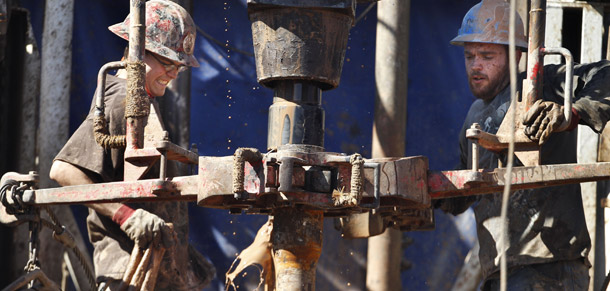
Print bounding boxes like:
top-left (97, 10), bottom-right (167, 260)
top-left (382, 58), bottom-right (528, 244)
top-left (522, 99), bottom-right (578, 145)
top-left (118, 208), bottom-right (175, 248)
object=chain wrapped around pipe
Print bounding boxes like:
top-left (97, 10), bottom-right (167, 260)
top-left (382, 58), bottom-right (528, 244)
top-left (232, 148), bottom-right (263, 197)
top-left (349, 154), bottom-right (364, 204)
top-left (333, 153), bottom-right (364, 207)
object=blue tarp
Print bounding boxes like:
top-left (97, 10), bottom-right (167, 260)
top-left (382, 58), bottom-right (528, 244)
top-left (22, 0), bottom-right (479, 289)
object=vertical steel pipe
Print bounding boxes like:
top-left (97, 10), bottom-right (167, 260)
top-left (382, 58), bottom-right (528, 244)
top-left (366, 0), bottom-right (410, 290)
top-left (248, 2), bottom-right (354, 289)
top-left (128, 0), bottom-right (145, 65)
top-left (122, 0), bottom-right (149, 181)
top-left (271, 144), bottom-right (325, 291)
top-left (523, 0), bottom-right (546, 110)
top-left (272, 208), bottom-right (323, 291)
top-left (268, 81), bottom-right (325, 290)
top-left (125, 0), bottom-right (148, 153)
top-left (268, 81), bottom-right (324, 149)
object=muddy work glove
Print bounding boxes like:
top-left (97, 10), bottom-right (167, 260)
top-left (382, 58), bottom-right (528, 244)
top-left (114, 206), bottom-right (174, 248)
top-left (523, 99), bottom-right (579, 145)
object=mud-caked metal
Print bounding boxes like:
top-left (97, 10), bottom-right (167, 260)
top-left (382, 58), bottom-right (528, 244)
top-left (248, 0), bottom-right (355, 152)
top-left (196, 146), bottom-right (432, 214)
top-left (248, 0), bottom-right (355, 90)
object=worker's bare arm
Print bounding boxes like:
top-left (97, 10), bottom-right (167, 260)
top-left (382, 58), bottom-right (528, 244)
top-left (50, 160), bottom-right (94, 186)
top-left (49, 160), bottom-right (122, 218)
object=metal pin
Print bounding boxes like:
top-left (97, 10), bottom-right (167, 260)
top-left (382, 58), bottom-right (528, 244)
top-left (471, 123), bottom-right (480, 171)
top-left (159, 131), bottom-right (169, 181)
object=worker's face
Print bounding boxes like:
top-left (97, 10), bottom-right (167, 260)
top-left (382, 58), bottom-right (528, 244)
top-left (143, 52), bottom-right (181, 97)
top-left (463, 43), bottom-right (511, 101)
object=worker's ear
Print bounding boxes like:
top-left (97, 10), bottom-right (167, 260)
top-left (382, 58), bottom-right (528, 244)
top-left (516, 50), bottom-right (522, 64)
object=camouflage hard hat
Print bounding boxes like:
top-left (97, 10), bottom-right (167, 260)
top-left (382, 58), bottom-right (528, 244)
top-left (450, 0), bottom-right (528, 50)
top-left (109, 0), bottom-right (199, 67)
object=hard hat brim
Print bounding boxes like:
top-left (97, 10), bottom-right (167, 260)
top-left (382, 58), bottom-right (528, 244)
top-left (108, 23), bottom-right (200, 68)
top-left (450, 34), bottom-right (528, 51)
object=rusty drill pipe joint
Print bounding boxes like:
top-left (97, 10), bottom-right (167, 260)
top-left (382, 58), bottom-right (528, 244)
top-left (232, 147), bottom-right (263, 198)
top-left (271, 208), bottom-right (323, 290)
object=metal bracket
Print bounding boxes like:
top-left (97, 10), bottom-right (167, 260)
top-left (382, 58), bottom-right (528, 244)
top-left (359, 162), bottom-right (380, 209)
top-left (541, 47), bottom-right (574, 130)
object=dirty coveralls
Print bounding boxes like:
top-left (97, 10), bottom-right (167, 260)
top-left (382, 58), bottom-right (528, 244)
top-left (438, 60), bottom-right (610, 290)
top-left (55, 75), bottom-right (215, 290)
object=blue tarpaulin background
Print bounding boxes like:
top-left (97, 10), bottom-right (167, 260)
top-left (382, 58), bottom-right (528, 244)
top-left (22, 0), bottom-right (480, 289)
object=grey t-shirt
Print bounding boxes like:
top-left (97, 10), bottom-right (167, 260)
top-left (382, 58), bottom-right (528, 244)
top-left (55, 75), bottom-right (214, 289)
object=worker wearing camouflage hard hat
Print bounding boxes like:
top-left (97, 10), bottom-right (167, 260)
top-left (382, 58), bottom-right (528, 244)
top-left (436, 0), bottom-right (610, 289)
top-left (50, 1), bottom-right (216, 289)
top-left (109, 0), bottom-right (199, 67)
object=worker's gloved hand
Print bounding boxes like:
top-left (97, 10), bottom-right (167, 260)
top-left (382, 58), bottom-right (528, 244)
top-left (117, 208), bottom-right (174, 248)
top-left (522, 100), bottom-right (575, 145)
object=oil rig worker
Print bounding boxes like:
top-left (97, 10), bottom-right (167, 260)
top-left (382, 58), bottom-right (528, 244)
top-left (49, 1), bottom-right (215, 289)
top-left (435, 0), bottom-right (610, 289)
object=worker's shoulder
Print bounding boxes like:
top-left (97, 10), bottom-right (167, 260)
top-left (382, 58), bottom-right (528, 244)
top-left (99, 75), bottom-right (128, 119)
top-left (105, 74), bottom-right (127, 93)
top-left (467, 98), bottom-right (487, 113)
top-left (103, 75), bottom-right (128, 103)
top-left (460, 99), bottom-right (486, 126)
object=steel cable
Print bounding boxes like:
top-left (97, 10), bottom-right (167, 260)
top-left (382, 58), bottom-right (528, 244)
top-left (499, 1), bottom-right (519, 290)
top-left (42, 207), bottom-right (97, 291)
top-left (355, 2), bottom-right (376, 25)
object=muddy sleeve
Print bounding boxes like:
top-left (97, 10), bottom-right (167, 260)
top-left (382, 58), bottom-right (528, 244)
top-left (543, 60), bottom-right (610, 133)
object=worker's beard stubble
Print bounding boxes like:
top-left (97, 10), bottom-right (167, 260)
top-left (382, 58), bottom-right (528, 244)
top-left (468, 65), bottom-right (510, 102)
